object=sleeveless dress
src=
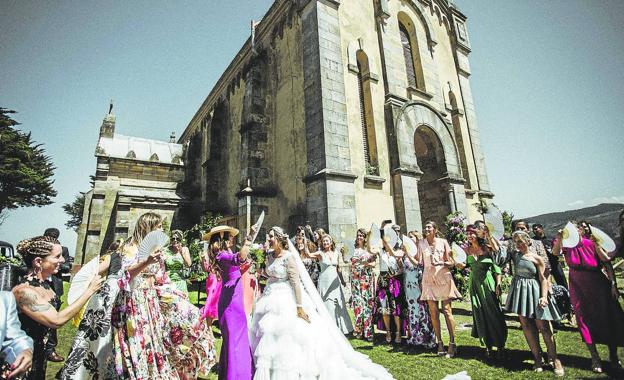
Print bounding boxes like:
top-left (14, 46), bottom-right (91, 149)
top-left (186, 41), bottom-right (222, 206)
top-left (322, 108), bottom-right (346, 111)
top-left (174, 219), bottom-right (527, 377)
top-left (466, 250), bottom-right (507, 349)
top-left (562, 238), bottom-right (624, 346)
top-left (403, 258), bottom-right (436, 347)
top-left (163, 248), bottom-right (188, 294)
top-left (317, 250), bottom-right (353, 334)
top-left (504, 251), bottom-right (561, 321)
top-left (57, 251), bottom-right (123, 379)
top-left (418, 238), bottom-right (462, 301)
top-left (16, 277), bottom-right (59, 380)
top-left (350, 247), bottom-right (376, 339)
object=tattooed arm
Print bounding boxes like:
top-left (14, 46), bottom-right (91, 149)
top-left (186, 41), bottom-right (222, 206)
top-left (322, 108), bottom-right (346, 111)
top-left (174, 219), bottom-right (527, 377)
top-left (12, 276), bottom-right (103, 329)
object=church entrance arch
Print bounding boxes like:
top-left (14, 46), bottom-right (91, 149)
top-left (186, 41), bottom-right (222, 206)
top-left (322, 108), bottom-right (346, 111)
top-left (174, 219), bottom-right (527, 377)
top-left (414, 125), bottom-right (451, 225)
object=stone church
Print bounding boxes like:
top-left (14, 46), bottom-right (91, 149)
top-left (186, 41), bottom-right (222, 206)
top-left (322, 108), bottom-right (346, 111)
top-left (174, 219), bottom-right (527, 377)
top-left (179, 0), bottom-right (493, 241)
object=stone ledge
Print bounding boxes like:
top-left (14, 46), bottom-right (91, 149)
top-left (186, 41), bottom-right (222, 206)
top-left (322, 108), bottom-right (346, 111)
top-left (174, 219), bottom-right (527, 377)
top-left (364, 174), bottom-right (386, 186)
top-left (478, 190), bottom-right (495, 198)
top-left (303, 168), bottom-right (357, 184)
top-left (391, 167), bottom-right (423, 177)
top-left (407, 86), bottom-right (434, 100)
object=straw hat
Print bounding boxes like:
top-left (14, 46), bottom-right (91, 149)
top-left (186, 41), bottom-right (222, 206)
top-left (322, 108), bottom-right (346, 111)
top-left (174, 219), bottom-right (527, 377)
top-left (202, 225), bottom-right (240, 241)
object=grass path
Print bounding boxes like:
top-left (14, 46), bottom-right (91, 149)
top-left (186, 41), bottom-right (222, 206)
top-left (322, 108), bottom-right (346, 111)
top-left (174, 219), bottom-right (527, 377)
top-left (46, 284), bottom-right (624, 379)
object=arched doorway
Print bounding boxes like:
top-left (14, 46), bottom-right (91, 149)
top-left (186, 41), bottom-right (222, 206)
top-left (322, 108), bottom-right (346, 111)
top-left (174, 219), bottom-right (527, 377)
top-left (414, 125), bottom-right (451, 226)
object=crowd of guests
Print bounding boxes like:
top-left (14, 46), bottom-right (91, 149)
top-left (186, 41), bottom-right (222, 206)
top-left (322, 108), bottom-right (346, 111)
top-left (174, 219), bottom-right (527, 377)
top-left (1, 213), bottom-right (623, 379)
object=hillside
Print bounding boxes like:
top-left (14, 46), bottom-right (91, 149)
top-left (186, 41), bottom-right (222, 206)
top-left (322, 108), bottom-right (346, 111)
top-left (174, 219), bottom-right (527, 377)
top-left (525, 203), bottom-right (623, 246)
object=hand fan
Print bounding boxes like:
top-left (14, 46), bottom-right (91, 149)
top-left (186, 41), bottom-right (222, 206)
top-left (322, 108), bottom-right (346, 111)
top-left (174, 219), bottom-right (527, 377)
top-left (561, 221), bottom-right (580, 248)
top-left (589, 225), bottom-right (616, 253)
top-left (451, 243), bottom-right (467, 264)
top-left (483, 205), bottom-right (505, 240)
top-left (368, 223), bottom-right (382, 249)
top-left (67, 256), bottom-right (99, 305)
top-left (340, 239), bottom-right (355, 261)
top-left (402, 234), bottom-right (418, 258)
top-left (136, 230), bottom-right (170, 261)
top-left (250, 211), bottom-right (265, 243)
top-left (383, 226), bottom-right (399, 248)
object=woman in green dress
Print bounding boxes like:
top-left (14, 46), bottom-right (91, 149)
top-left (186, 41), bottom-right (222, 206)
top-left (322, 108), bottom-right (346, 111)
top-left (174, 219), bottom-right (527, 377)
top-left (164, 230), bottom-right (192, 293)
top-left (463, 225), bottom-right (507, 359)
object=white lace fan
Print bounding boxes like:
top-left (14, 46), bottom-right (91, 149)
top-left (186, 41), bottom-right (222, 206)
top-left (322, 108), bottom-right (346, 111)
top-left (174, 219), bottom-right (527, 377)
top-left (451, 243), bottom-right (467, 264)
top-left (67, 256), bottom-right (99, 305)
top-left (589, 225), bottom-right (616, 254)
top-left (250, 211), bottom-right (265, 243)
top-left (383, 226), bottom-right (399, 248)
top-left (561, 221), bottom-right (580, 248)
top-left (136, 230), bottom-right (170, 261)
top-left (483, 205), bottom-right (505, 240)
top-left (340, 239), bottom-right (355, 261)
top-left (368, 223), bottom-right (382, 249)
top-left (402, 234), bottom-right (418, 258)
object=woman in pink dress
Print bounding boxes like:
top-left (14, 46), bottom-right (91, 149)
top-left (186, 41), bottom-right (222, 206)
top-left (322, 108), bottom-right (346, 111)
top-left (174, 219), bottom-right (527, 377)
top-left (417, 221), bottom-right (462, 358)
top-left (553, 223), bottom-right (624, 373)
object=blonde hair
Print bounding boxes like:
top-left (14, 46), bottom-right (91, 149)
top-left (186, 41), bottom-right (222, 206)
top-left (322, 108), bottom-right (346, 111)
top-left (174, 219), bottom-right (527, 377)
top-left (320, 233), bottom-right (336, 252)
top-left (512, 230), bottom-right (532, 246)
top-left (130, 212), bottom-right (162, 245)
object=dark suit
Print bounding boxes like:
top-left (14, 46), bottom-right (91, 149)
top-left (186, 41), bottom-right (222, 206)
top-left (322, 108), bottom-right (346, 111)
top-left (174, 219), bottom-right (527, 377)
top-left (45, 245), bottom-right (71, 356)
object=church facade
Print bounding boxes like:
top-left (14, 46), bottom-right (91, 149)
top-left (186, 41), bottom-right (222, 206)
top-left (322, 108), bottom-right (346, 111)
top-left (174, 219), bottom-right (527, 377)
top-left (179, 0), bottom-right (493, 240)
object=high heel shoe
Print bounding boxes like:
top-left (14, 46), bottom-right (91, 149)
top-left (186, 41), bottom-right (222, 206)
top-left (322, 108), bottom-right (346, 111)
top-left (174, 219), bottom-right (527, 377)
top-left (436, 342), bottom-right (446, 356)
top-left (446, 342), bottom-right (457, 358)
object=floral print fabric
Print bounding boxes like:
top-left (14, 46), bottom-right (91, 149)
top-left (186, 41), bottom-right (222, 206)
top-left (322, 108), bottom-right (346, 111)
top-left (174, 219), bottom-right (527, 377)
top-left (403, 259), bottom-right (436, 347)
top-left (351, 248), bottom-right (375, 339)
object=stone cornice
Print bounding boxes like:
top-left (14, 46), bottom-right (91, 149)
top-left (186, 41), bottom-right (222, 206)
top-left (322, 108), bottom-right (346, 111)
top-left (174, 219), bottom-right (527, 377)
top-left (180, 1), bottom-right (291, 142)
top-left (303, 168), bottom-right (357, 184)
top-left (391, 167), bottom-right (423, 178)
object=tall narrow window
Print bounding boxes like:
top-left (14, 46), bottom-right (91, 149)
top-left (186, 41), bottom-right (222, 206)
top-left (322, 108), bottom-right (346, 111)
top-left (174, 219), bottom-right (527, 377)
top-left (400, 24), bottom-right (418, 89)
top-left (356, 50), bottom-right (379, 176)
top-left (398, 16), bottom-right (426, 93)
top-left (357, 61), bottom-right (371, 167)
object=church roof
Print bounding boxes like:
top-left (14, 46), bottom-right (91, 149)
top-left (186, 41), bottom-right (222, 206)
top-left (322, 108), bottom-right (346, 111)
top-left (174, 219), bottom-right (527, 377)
top-left (96, 134), bottom-right (184, 165)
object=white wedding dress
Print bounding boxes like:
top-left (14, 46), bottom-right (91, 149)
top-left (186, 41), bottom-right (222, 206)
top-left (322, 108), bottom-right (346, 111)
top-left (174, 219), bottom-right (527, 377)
top-left (249, 246), bottom-right (394, 380)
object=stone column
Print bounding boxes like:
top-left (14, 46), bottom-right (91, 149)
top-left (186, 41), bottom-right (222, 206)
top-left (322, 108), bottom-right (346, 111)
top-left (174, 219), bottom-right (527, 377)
top-left (300, 0), bottom-right (357, 239)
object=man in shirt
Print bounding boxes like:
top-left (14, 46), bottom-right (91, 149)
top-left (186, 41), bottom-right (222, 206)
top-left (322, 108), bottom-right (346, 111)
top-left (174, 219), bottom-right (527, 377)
top-left (0, 291), bottom-right (33, 378)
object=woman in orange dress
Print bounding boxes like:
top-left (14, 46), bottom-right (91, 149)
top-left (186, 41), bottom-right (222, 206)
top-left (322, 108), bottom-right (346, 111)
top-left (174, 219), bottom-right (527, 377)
top-left (417, 221), bottom-right (462, 358)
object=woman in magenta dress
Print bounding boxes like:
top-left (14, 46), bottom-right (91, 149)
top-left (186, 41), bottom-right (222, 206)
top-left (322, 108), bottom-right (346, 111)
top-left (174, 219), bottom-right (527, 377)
top-left (553, 223), bottom-right (624, 373)
top-left (203, 226), bottom-right (253, 380)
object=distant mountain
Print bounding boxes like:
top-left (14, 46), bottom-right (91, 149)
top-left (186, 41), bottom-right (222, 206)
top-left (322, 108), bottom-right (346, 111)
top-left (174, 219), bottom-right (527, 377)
top-left (525, 203), bottom-right (623, 247)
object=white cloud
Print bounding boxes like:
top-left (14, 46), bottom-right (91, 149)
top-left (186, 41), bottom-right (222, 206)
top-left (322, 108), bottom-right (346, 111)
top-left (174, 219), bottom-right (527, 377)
top-left (568, 200), bottom-right (585, 207)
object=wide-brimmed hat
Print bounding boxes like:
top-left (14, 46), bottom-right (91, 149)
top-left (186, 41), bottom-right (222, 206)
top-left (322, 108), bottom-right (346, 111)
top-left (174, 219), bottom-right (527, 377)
top-left (202, 225), bottom-right (240, 241)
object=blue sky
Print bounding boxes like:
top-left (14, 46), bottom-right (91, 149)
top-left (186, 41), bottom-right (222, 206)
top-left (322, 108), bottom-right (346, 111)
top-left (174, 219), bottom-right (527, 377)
top-left (1, 0), bottom-right (623, 254)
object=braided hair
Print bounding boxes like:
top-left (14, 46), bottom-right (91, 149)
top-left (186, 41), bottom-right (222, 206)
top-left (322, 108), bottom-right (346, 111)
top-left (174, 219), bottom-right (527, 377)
top-left (16, 235), bottom-right (60, 268)
top-left (270, 226), bottom-right (290, 250)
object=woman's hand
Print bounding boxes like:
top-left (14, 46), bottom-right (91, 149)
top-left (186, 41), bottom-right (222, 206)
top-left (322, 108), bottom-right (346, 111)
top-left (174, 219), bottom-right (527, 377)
top-left (7, 349), bottom-right (32, 379)
top-left (538, 296), bottom-right (548, 308)
top-left (495, 283), bottom-right (501, 298)
top-left (147, 249), bottom-right (163, 264)
top-left (296, 306), bottom-right (310, 323)
top-left (87, 275), bottom-right (104, 295)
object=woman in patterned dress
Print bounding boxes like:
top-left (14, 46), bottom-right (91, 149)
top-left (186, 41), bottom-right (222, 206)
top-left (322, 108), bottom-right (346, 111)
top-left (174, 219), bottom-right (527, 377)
top-left (417, 221), bottom-right (462, 357)
top-left (163, 230), bottom-right (192, 294)
top-left (402, 231), bottom-right (436, 348)
top-left (294, 235), bottom-right (320, 288)
top-left (57, 241), bottom-right (125, 379)
top-left (350, 228), bottom-right (377, 341)
top-left (113, 212), bottom-right (216, 380)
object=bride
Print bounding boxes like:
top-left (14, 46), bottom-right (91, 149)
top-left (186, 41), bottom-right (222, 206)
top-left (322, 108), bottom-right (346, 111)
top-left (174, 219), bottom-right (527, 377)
top-left (249, 226), bottom-right (394, 380)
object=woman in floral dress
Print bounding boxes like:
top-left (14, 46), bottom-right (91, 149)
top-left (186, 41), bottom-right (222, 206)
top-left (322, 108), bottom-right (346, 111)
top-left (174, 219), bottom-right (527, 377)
top-left (350, 228), bottom-right (377, 341)
top-left (402, 232), bottom-right (436, 348)
top-left (113, 212), bottom-right (216, 380)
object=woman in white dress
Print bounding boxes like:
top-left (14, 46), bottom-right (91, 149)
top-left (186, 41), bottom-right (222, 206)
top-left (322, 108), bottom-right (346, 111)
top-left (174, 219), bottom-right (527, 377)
top-left (249, 226), bottom-right (394, 380)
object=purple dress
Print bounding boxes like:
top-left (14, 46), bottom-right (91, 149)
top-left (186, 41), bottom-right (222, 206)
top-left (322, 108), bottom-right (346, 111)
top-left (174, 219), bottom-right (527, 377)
top-left (217, 250), bottom-right (253, 379)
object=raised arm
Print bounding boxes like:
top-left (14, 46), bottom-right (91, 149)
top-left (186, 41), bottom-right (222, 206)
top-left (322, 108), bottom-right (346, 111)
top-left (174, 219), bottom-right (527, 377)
top-left (181, 246), bottom-right (192, 267)
top-left (12, 276), bottom-right (102, 329)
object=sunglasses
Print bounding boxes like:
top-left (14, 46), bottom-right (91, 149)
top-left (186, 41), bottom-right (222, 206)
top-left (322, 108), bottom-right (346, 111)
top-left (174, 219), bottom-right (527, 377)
top-left (171, 238), bottom-right (180, 242)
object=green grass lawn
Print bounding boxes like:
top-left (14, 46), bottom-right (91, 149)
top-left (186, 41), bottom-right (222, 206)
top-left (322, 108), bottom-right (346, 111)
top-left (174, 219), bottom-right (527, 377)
top-left (46, 281), bottom-right (624, 380)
